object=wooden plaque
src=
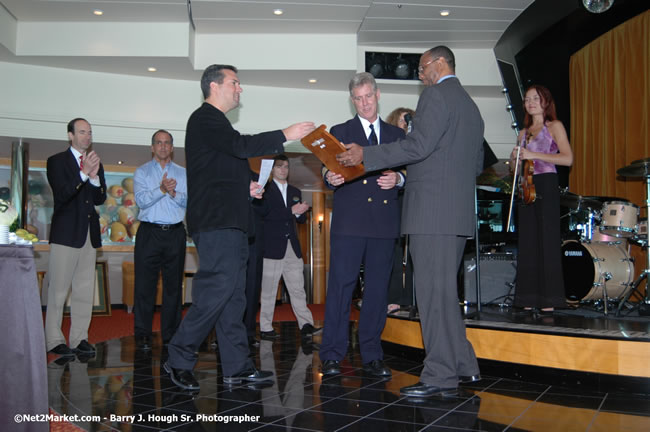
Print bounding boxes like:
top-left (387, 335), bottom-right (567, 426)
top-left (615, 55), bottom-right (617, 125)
top-left (300, 124), bottom-right (365, 181)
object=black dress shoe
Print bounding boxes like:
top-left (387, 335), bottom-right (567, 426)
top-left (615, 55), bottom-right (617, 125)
top-left (49, 344), bottom-right (75, 357)
top-left (321, 360), bottom-right (341, 376)
top-left (135, 336), bottom-right (152, 351)
top-left (300, 324), bottom-right (323, 338)
top-left (248, 336), bottom-right (260, 347)
top-left (164, 362), bottom-right (200, 391)
top-left (363, 359), bottom-right (392, 377)
top-left (73, 340), bottom-right (96, 355)
top-left (400, 382), bottom-right (457, 398)
top-left (223, 368), bottom-right (274, 385)
top-left (260, 330), bottom-right (280, 340)
top-left (459, 374), bottom-right (481, 384)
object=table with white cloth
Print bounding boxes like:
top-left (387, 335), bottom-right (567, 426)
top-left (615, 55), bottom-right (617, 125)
top-left (0, 244), bottom-right (48, 432)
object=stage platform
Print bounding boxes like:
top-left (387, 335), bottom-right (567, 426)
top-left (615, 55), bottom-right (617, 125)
top-left (381, 304), bottom-right (650, 381)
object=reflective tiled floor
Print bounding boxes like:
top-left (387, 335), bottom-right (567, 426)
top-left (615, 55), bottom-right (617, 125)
top-left (49, 322), bottom-right (650, 431)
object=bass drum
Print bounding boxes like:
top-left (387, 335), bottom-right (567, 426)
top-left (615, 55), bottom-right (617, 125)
top-left (562, 240), bottom-right (633, 302)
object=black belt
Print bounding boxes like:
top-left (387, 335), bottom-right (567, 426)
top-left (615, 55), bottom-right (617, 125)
top-left (142, 221), bottom-right (183, 231)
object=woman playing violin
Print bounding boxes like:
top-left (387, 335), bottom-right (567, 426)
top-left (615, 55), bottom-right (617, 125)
top-left (511, 85), bottom-right (573, 312)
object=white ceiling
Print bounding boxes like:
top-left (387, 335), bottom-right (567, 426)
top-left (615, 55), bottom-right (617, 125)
top-left (0, 0), bottom-right (534, 87)
top-left (0, 0), bottom-right (533, 190)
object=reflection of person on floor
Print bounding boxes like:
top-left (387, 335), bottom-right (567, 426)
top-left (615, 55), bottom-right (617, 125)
top-left (319, 72), bottom-right (405, 379)
top-left (336, 46), bottom-right (483, 398)
top-left (510, 85), bottom-right (573, 312)
top-left (259, 339), bottom-right (312, 427)
top-left (47, 359), bottom-right (94, 430)
top-left (163, 64), bottom-right (315, 391)
top-left (258, 155), bottom-right (321, 341)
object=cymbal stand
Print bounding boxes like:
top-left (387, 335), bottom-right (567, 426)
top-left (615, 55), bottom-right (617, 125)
top-left (616, 174), bottom-right (650, 316)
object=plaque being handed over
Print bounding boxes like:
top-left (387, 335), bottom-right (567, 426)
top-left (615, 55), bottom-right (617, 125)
top-left (300, 124), bottom-right (366, 181)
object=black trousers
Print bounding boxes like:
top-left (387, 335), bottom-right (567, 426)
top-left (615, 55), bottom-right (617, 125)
top-left (167, 229), bottom-right (252, 375)
top-left (515, 173), bottom-right (566, 308)
top-left (133, 222), bottom-right (186, 342)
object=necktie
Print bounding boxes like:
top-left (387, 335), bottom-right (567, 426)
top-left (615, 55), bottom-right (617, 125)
top-left (368, 124), bottom-right (378, 146)
top-left (79, 155), bottom-right (84, 171)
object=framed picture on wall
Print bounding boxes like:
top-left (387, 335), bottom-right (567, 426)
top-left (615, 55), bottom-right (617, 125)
top-left (63, 261), bottom-right (111, 317)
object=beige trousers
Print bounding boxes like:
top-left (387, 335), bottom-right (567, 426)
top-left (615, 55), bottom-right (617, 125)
top-left (45, 230), bottom-right (96, 351)
top-left (259, 240), bottom-right (314, 332)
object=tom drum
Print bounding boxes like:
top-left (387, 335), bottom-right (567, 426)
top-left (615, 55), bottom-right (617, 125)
top-left (600, 201), bottom-right (639, 238)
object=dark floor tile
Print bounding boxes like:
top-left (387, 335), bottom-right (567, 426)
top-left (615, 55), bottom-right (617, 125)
top-left (252, 424), bottom-right (319, 432)
top-left (316, 398), bottom-right (386, 416)
top-left (600, 395), bottom-right (650, 416)
top-left (279, 410), bottom-right (362, 431)
top-left (261, 392), bottom-right (330, 411)
top-left (340, 417), bottom-right (432, 431)
top-left (367, 403), bottom-right (447, 425)
top-left (487, 378), bottom-right (549, 393)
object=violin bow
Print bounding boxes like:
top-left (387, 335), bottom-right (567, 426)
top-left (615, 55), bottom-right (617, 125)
top-left (505, 137), bottom-right (524, 233)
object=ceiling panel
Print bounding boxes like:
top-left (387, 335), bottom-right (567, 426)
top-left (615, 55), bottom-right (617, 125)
top-left (194, 19), bottom-right (361, 34)
top-left (361, 18), bottom-right (510, 32)
top-left (373, 0), bottom-right (532, 8)
top-left (1, 0), bottom-right (187, 21)
top-left (368, 4), bottom-right (523, 21)
top-left (192, 2), bottom-right (368, 21)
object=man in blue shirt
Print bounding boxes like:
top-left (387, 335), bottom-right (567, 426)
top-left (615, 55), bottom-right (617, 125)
top-left (133, 129), bottom-right (188, 351)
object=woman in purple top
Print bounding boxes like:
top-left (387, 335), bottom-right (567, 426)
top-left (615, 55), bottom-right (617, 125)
top-left (511, 85), bottom-right (573, 312)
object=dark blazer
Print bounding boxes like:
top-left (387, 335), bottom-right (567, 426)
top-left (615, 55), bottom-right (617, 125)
top-left (327, 116), bottom-right (405, 238)
top-left (185, 102), bottom-right (285, 236)
top-left (46, 148), bottom-right (107, 248)
top-left (259, 181), bottom-right (306, 259)
top-left (363, 77), bottom-right (485, 237)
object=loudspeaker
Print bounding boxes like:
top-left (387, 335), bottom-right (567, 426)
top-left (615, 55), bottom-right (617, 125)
top-left (462, 253), bottom-right (517, 304)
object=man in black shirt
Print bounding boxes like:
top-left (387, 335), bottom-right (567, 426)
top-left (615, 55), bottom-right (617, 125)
top-left (164, 64), bottom-right (314, 391)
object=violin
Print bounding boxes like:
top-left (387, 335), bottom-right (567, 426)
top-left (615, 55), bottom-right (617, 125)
top-left (519, 140), bottom-right (537, 205)
top-left (506, 131), bottom-right (537, 232)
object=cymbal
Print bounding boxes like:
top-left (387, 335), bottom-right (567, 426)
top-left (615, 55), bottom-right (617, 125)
top-left (559, 191), bottom-right (603, 211)
top-left (617, 160), bottom-right (650, 178)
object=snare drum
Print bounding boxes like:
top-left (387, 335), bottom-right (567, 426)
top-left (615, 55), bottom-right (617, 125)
top-left (562, 240), bottom-right (633, 302)
top-left (600, 201), bottom-right (639, 238)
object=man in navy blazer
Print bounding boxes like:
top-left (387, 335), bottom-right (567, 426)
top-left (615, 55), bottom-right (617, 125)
top-left (258, 155), bottom-right (320, 340)
top-left (320, 72), bottom-right (405, 378)
top-left (45, 118), bottom-right (107, 358)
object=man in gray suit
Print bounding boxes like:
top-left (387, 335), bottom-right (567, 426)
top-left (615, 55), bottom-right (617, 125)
top-left (337, 46), bottom-right (483, 397)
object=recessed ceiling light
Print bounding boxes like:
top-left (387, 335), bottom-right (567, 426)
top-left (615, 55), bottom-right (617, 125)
top-left (117, 160), bottom-right (124, 165)
top-left (273, 9), bottom-right (283, 16)
top-left (93, 9), bottom-right (103, 16)
top-left (147, 67), bottom-right (157, 72)
top-left (308, 79), bottom-right (317, 84)
top-left (440, 10), bottom-right (450, 17)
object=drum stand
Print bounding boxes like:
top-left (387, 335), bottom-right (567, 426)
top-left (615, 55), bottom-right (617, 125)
top-left (616, 175), bottom-right (650, 317)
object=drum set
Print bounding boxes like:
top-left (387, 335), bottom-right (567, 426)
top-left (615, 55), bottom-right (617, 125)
top-left (560, 159), bottom-right (650, 315)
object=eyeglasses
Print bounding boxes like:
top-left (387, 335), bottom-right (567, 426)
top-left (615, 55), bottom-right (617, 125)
top-left (418, 57), bottom-right (440, 73)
